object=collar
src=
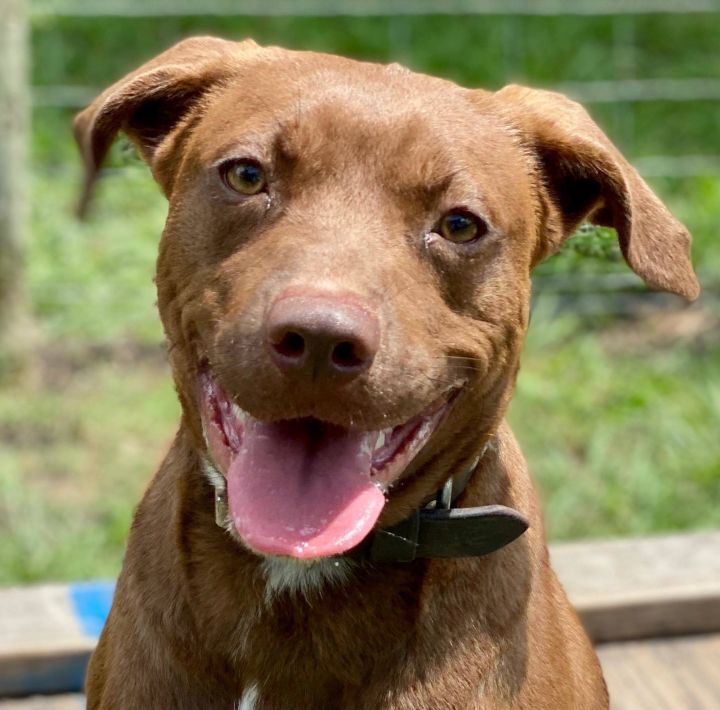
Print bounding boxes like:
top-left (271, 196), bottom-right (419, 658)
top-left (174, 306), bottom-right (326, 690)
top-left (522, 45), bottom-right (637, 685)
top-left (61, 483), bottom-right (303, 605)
top-left (213, 445), bottom-right (529, 564)
top-left (354, 449), bottom-right (528, 563)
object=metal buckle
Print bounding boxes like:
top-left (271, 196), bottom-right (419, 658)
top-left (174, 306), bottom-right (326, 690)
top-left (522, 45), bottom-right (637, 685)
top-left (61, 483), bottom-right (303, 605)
top-left (436, 477), bottom-right (453, 510)
top-left (215, 481), bottom-right (229, 528)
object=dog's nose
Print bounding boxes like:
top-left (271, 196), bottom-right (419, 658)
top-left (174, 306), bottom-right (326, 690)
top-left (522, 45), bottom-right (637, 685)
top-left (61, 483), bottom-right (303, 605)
top-left (266, 292), bottom-right (379, 382)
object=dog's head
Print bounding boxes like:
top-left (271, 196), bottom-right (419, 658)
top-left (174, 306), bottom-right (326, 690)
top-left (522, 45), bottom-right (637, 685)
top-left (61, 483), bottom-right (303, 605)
top-left (75, 37), bottom-right (698, 561)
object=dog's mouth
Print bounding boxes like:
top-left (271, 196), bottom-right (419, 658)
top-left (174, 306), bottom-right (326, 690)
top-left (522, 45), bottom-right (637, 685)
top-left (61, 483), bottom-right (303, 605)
top-left (198, 369), bottom-right (456, 559)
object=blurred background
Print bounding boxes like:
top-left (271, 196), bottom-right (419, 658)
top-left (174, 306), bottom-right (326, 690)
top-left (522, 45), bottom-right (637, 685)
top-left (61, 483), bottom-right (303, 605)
top-left (1, 0), bottom-right (718, 586)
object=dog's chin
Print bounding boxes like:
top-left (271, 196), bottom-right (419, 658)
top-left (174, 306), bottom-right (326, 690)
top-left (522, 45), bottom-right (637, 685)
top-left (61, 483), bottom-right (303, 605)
top-left (202, 457), bottom-right (355, 598)
top-left (197, 368), bottom-right (459, 562)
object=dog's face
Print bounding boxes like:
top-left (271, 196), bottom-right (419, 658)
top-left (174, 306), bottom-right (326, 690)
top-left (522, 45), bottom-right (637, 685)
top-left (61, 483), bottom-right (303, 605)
top-left (75, 38), bottom-right (698, 561)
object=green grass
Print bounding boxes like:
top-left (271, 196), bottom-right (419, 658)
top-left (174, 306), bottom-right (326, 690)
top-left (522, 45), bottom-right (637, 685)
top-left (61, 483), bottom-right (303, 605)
top-left (0, 358), bottom-right (178, 584)
top-left (30, 166), bottom-right (166, 342)
top-left (0, 13), bottom-right (717, 584)
top-left (509, 303), bottom-right (720, 540)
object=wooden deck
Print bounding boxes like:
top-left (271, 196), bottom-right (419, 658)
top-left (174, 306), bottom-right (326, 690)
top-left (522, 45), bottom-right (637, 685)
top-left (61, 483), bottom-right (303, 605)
top-left (550, 531), bottom-right (720, 643)
top-left (599, 633), bottom-right (720, 709)
top-left (1, 633), bottom-right (719, 708)
top-left (2, 531), bottom-right (719, 706)
top-left (0, 696), bottom-right (83, 709)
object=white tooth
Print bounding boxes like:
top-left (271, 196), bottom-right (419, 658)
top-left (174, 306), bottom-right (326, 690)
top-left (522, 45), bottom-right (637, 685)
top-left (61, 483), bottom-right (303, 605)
top-left (376, 431), bottom-right (386, 450)
top-left (407, 422), bottom-right (430, 457)
top-left (231, 403), bottom-right (248, 424)
top-left (372, 480), bottom-right (389, 495)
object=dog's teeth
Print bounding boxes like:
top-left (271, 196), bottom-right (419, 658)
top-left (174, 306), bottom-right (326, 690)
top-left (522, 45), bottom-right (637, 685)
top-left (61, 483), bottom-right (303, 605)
top-left (372, 480), bottom-right (389, 495)
top-left (376, 431), bottom-right (386, 450)
top-left (231, 403), bottom-right (248, 424)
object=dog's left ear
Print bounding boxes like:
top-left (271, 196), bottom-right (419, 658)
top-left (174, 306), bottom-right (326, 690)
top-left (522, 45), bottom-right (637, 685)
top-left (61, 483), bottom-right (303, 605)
top-left (73, 36), bottom-right (261, 217)
top-left (493, 84), bottom-right (699, 300)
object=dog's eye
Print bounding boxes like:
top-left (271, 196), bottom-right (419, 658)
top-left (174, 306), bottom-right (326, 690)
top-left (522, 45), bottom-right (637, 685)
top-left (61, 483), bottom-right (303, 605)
top-left (438, 211), bottom-right (487, 244)
top-left (221, 160), bottom-right (266, 195)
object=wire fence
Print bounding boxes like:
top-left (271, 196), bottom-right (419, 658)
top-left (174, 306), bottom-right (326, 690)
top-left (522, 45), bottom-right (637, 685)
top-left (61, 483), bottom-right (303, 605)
top-left (28, 0), bottom-right (720, 17)
top-left (28, 0), bottom-right (720, 180)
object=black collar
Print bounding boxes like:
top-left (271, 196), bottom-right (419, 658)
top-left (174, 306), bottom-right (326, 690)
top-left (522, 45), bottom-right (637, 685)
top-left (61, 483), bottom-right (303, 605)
top-left (352, 454), bottom-right (528, 563)
top-left (358, 503), bottom-right (528, 563)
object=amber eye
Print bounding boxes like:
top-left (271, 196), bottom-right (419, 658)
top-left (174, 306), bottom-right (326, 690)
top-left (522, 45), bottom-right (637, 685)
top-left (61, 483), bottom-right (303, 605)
top-left (221, 160), bottom-right (266, 195)
top-left (439, 211), bottom-right (487, 243)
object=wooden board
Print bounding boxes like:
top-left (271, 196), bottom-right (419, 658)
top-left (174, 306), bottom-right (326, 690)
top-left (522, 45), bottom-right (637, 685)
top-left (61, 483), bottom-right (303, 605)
top-left (551, 531), bottom-right (720, 643)
top-left (1, 531), bottom-right (719, 696)
top-left (598, 633), bottom-right (720, 709)
top-left (0, 582), bottom-right (112, 697)
top-left (5, 634), bottom-right (720, 708)
top-left (0, 694), bottom-right (84, 709)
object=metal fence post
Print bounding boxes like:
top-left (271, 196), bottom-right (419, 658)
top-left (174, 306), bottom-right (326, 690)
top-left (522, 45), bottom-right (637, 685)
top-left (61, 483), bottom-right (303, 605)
top-left (0, 0), bottom-right (30, 372)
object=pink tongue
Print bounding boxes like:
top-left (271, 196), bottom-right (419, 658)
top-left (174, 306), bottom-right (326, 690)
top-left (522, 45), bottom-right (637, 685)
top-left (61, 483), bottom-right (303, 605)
top-left (227, 418), bottom-right (385, 559)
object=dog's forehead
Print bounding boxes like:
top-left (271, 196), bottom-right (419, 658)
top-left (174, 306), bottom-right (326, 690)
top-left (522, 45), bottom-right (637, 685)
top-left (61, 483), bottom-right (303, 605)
top-left (233, 47), bottom-right (467, 110)
top-left (196, 50), bottom-right (513, 176)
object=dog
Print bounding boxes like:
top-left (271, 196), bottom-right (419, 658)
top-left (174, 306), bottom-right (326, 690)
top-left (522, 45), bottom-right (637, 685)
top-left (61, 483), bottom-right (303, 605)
top-left (74, 37), bottom-right (699, 709)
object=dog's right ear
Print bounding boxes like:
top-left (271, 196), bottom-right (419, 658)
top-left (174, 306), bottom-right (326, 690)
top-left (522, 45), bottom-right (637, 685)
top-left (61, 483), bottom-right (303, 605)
top-left (73, 36), bottom-right (260, 217)
top-left (492, 84), bottom-right (699, 301)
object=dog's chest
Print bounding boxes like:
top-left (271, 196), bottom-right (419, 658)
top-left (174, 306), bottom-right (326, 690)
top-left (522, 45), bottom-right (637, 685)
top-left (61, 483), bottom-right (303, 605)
top-left (225, 566), bottom-right (427, 706)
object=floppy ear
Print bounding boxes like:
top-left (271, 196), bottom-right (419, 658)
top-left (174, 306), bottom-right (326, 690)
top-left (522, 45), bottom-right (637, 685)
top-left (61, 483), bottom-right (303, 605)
top-left (493, 84), bottom-right (699, 300)
top-left (73, 36), bottom-right (261, 216)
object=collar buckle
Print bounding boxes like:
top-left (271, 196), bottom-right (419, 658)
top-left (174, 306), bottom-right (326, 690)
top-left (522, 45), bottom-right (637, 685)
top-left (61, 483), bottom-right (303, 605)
top-left (365, 449), bottom-right (529, 563)
top-left (436, 477), bottom-right (453, 510)
top-left (215, 479), bottom-right (229, 528)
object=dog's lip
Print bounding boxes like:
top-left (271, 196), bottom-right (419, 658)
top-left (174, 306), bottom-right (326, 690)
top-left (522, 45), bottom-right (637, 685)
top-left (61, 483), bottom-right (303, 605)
top-left (368, 387), bottom-right (461, 488)
top-left (197, 366), bottom-right (460, 489)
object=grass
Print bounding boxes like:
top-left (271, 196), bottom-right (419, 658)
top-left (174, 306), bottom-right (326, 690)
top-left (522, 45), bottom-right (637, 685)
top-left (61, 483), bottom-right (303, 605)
top-left (0, 355), bottom-right (178, 584)
top-left (0, 12), bottom-right (718, 584)
top-left (30, 166), bottom-right (166, 343)
top-left (509, 302), bottom-right (720, 540)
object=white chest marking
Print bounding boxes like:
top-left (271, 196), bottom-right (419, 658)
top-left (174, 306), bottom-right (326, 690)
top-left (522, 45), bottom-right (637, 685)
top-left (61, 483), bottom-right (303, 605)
top-left (238, 684), bottom-right (259, 710)
top-left (261, 555), bottom-right (354, 602)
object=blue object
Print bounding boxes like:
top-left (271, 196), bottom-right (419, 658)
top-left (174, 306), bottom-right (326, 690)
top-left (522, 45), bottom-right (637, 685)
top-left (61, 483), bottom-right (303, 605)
top-left (69, 580), bottom-right (115, 638)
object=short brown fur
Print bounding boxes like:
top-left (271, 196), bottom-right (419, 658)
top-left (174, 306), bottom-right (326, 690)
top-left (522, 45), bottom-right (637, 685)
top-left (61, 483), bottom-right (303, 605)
top-left (74, 37), bottom-right (698, 709)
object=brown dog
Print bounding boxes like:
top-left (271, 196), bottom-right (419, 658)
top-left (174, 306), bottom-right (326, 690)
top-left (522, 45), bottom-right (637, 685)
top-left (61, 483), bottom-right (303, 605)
top-left (74, 37), bottom-right (699, 709)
